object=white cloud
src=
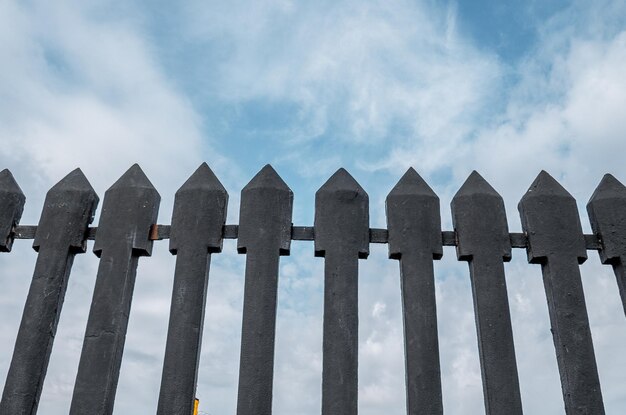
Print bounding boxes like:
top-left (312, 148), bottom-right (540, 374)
top-left (0, 0), bottom-right (237, 219)
top-left (458, 29), bottom-right (626, 218)
top-left (180, 0), bottom-right (501, 156)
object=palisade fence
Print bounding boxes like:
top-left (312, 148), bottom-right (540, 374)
top-left (0, 162), bottom-right (624, 415)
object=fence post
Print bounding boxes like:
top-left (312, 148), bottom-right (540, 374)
top-left (0, 169), bottom-right (25, 253)
top-left (386, 168), bottom-right (443, 415)
top-left (70, 164), bottom-right (160, 415)
top-left (587, 174), bottom-right (626, 317)
top-left (451, 171), bottom-right (522, 415)
top-left (315, 168), bottom-right (369, 415)
top-left (0, 169), bottom-right (98, 415)
top-left (518, 171), bottom-right (604, 414)
top-left (236, 165), bottom-right (293, 415)
top-left (157, 163), bottom-right (227, 415)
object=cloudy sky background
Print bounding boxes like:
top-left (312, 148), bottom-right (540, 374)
top-left (1, 0), bottom-right (626, 413)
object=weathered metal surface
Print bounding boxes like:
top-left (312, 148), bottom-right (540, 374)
top-left (2, 164), bottom-right (624, 414)
top-left (587, 174), bottom-right (626, 316)
top-left (315, 168), bottom-right (369, 415)
top-left (69, 164), bottom-right (160, 415)
top-left (0, 169), bottom-right (98, 415)
top-left (451, 171), bottom-right (522, 415)
top-left (0, 169), bottom-right (25, 252)
top-left (236, 165), bottom-right (293, 415)
top-left (157, 163), bottom-right (227, 415)
top-left (386, 168), bottom-right (443, 415)
top-left (518, 171), bottom-right (604, 414)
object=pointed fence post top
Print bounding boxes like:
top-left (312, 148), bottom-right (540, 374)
top-left (33, 168), bottom-right (99, 253)
top-left (0, 169), bottom-right (25, 196)
top-left (386, 168), bottom-right (436, 197)
top-left (170, 163), bottom-right (228, 254)
top-left (451, 171), bottom-right (511, 261)
top-left (108, 163), bottom-right (157, 190)
top-left (587, 174), bottom-right (626, 263)
top-left (518, 171), bottom-right (586, 263)
top-left (315, 168), bottom-right (369, 258)
top-left (0, 169), bottom-right (25, 252)
top-left (386, 168), bottom-right (442, 260)
top-left (453, 171), bottom-right (498, 198)
top-left (237, 164), bottom-right (293, 255)
top-left (47, 168), bottom-right (96, 193)
top-left (241, 164), bottom-right (289, 191)
top-left (176, 162), bottom-right (226, 194)
top-left (588, 174), bottom-right (626, 201)
top-left (93, 164), bottom-right (160, 257)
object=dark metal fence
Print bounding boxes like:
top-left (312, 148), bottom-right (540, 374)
top-left (0, 163), bottom-right (624, 415)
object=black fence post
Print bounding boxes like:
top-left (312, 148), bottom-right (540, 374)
top-left (315, 168), bottom-right (369, 415)
top-left (587, 174), bottom-right (626, 317)
top-left (386, 168), bottom-right (443, 415)
top-left (451, 171), bottom-right (522, 415)
top-left (0, 169), bottom-right (25, 253)
top-left (0, 169), bottom-right (98, 415)
top-left (70, 164), bottom-right (160, 415)
top-left (518, 171), bottom-right (604, 414)
top-left (236, 165), bottom-right (293, 415)
top-left (157, 163), bottom-right (227, 415)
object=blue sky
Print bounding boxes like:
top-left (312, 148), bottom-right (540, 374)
top-left (1, 0), bottom-right (626, 414)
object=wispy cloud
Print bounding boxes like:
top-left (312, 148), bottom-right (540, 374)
top-left (0, 0), bottom-right (235, 216)
top-left (177, 0), bottom-right (501, 167)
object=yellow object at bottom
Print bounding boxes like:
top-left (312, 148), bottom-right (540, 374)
top-left (193, 398), bottom-right (199, 415)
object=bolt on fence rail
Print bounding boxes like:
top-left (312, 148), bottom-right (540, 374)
top-left (0, 163), bottom-right (624, 415)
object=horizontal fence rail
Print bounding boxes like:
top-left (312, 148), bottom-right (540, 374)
top-left (9, 225), bottom-right (606, 249)
top-left (0, 163), bottom-right (624, 415)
